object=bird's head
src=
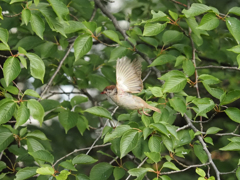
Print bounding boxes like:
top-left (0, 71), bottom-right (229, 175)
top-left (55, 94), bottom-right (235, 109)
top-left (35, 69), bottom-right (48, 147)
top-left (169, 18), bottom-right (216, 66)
top-left (101, 85), bottom-right (117, 96)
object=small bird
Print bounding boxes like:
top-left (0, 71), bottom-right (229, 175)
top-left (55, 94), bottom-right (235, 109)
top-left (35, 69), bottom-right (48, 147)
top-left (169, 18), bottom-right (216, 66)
top-left (101, 57), bottom-right (161, 116)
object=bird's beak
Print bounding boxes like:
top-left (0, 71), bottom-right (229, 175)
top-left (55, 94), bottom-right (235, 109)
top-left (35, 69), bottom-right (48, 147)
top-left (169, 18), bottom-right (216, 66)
top-left (101, 91), bottom-right (106, 94)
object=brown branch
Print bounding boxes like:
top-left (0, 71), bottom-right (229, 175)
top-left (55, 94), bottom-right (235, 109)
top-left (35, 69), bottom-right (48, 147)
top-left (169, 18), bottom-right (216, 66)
top-left (52, 143), bottom-right (111, 167)
top-left (184, 114), bottom-right (221, 180)
top-left (89, 5), bottom-right (98, 22)
top-left (40, 43), bottom-right (74, 99)
top-left (196, 65), bottom-right (240, 71)
top-left (169, 0), bottom-right (187, 7)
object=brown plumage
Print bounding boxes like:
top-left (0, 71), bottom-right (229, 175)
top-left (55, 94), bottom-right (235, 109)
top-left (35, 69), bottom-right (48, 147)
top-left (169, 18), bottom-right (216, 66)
top-left (101, 57), bottom-right (161, 116)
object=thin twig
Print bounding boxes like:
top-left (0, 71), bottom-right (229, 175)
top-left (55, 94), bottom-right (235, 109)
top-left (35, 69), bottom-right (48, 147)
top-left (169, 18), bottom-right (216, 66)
top-left (169, 0), bottom-right (187, 7)
top-left (184, 114), bottom-right (221, 180)
top-left (40, 43), bottom-right (74, 99)
top-left (142, 69), bottom-right (152, 82)
top-left (89, 5), bottom-right (98, 22)
top-left (52, 143), bottom-right (111, 167)
top-left (192, 112), bottom-right (218, 124)
top-left (176, 124), bottom-right (190, 132)
top-left (220, 167), bottom-right (238, 175)
top-left (160, 162), bottom-right (211, 175)
top-left (125, 157), bottom-right (148, 180)
top-left (196, 65), bottom-right (240, 71)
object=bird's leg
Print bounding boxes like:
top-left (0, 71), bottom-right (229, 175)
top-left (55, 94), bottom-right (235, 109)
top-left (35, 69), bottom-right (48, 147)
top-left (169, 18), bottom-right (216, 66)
top-left (137, 109), bottom-right (142, 115)
top-left (142, 108), bottom-right (151, 116)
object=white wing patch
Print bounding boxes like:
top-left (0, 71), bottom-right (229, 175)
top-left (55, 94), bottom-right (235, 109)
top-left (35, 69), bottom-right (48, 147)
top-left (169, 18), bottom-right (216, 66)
top-left (116, 57), bottom-right (143, 93)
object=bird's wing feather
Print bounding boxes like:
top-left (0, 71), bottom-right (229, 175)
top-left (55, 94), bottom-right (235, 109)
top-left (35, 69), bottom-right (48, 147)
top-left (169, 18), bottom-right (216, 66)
top-left (116, 57), bottom-right (143, 93)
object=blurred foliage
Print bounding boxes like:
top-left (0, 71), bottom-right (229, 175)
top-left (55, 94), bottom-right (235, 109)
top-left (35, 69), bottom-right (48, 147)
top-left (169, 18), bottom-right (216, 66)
top-left (0, 0), bottom-right (240, 180)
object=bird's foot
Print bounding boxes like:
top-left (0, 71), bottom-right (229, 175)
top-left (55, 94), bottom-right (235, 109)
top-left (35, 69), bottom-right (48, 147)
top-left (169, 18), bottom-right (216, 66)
top-left (142, 109), bottom-right (151, 116)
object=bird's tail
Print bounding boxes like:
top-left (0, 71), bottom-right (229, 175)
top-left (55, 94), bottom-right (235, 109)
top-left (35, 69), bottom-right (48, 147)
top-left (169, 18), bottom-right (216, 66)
top-left (147, 104), bottom-right (161, 113)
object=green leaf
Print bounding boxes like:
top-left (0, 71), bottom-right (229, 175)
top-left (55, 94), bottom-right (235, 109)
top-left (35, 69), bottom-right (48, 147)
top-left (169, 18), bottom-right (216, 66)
top-left (113, 167), bottom-right (125, 180)
top-left (144, 152), bottom-right (161, 163)
top-left (27, 137), bottom-right (45, 152)
top-left (150, 10), bottom-right (168, 22)
top-left (3, 57), bottom-right (21, 86)
top-left (89, 74), bottom-right (110, 91)
top-left (5, 86), bottom-right (19, 95)
top-left (30, 13), bottom-right (45, 40)
top-left (149, 87), bottom-right (163, 97)
top-left (36, 165), bottom-right (54, 175)
top-left (220, 90), bottom-right (240, 105)
top-left (18, 56), bottom-right (27, 69)
top-left (149, 123), bottom-right (169, 137)
top-left (47, 0), bottom-right (69, 20)
top-left (102, 30), bottom-right (120, 43)
top-left (76, 173), bottom-right (90, 180)
top-left (0, 126), bottom-right (14, 152)
top-left (0, 43), bottom-right (10, 50)
top-left (236, 167), bottom-right (240, 180)
top-left (197, 13), bottom-right (219, 30)
top-left (70, 96), bottom-right (88, 107)
top-left (104, 125), bottom-right (131, 143)
top-left (149, 54), bottom-right (176, 67)
top-left (169, 10), bottom-right (178, 21)
top-left (198, 74), bottom-right (220, 85)
top-left (40, 99), bottom-right (60, 112)
top-left (27, 130), bottom-right (48, 140)
top-left (227, 45), bottom-right (240, 53)
top-left (15, 102), bottom-right (30, 129)
top-left (141, 115), bottom-right (151, 127)
top-left (196, 168), bottom-right (206, 177)
top-left (162, 76), bottom-right (187, 93)
top-left (143, 23), bottom-right (166, 36)
top-left (56, 170), bottom-right (70, 180)
top-left (162, 30), bottom-right (183, 45)
top-left (82, 21), bottom-right (97, 34)
top-left (140, 37), bottom-right (158, 48)
top-left (0, 100), bottom-right (16, 125)
top-left (0, 27), bottom-right (9, 47)
top-left (204, 137), bottom-right (213, 145)
top-left (183, 59), bottom-right (195, 77)
top-left (15, 167), bottom-right (38, 180)
top-left (120, 129), bottom-right (139, 158)
top-left (220, 142), bottom-right (240, 151)
top-left (10, 0), bottom-right (25, 3)
top-left (226, 17), bottom-right (240, 44)
top-left (59, 160), bottom-right (77, 171)
top-left (89, 162), bottom-right (113, 180)
top-left (22, 9), bottom-right (31, 25)
top-left (85, 106), bottom-right (112, 119)
top-left (0, 161), bottom-right (7, 172)
top-left (64, 21), bottom-right (87, 34)
top-left (24, 89), bottom-right (40, 98)
top-left (162, 162), bottom-right (179, 171)
top-left (26, 53), bottom-right (45, 83)
top-left (72, 154), bottom-right (98, 165)
top-left (109, 46), bottom-right (129, 61)
top-left (225, 107), bottom-right (240, 123)
top-left (74, 34), bottom-right (92, 60)
top-left (76, 115), bottom-right (89, 136)
top-left (182, 3), bottom-right (210, 18)
top-left (128, 167), bottom-right (153, 177)
top-left (206, 127), bottom-right (222, 135)
top-left (193, 142), bottom-right (208, 163)
top-left (192, 98), bottom-right (215, 118)
top-left (228, 7), bottom-right (240, 16)
top-left (148, 135), bottom-right (161, 152)
top-left (58, 110), bottom-right (78, 133)
top-left (132, 138), bottom-right (149, 161)
top-left (29, 150), bottom-right (54, 164)
top-left (27, 99), bottom-right (45, 126)
top-left (169, 97), bottom-right (186, 116)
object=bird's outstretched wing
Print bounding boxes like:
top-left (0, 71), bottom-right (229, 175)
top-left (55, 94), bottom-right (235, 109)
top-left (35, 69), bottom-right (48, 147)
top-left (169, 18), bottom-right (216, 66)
top-left (116, 57), bottom-right (143, 93)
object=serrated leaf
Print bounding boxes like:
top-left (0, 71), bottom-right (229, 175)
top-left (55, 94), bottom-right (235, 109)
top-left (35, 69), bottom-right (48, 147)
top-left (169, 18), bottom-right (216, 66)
top-left (24, 89), bottom-right (40, 98)
top-left (59, 160), bottom-right (77, 171)
top-left (113, 167), bottom-right (125, 180)
top-left (193, 142), bottom-right (208, 163)
top-left (0, 28), bottom-right (9, 47)
top-left (30, 13), bottom-right (45, 39)
top-left (56, 170), bottom-right (70, 180)
top-left (3, 57), bottom-right (21, 86)
top-left (76, 115), bottom-right (89, 136)
top-left (149, 54), bottom-right (176, 67)
top-left (22, 9), bottom-right (31, 25)
top-left (143, 23), bottom-right (166, 36)
top-left (0, 126), bottom-right (14, 152)
top-left (18, 56), bottom-right (27, 69)
top-left (182, 3), bottom-right (210, 18)
top-left (206, 127), bottom-right (222, 135)
top-left (27, 130), bottom-right (48, 140)
top-left (120, 129), bottom-right (139, 158)
top-left (47, 0), bottom-right (69, 20)
top-left (128, 167), bottom-right (153, 177)
top-left (70, 96), bottom-right (88, 107)
top-left (104, 125), bottom-right (131, 143)
top-left (169, 97), bottom-right (186, 116)
top-left (15, 167), bottom-right (38, 179)
top-left (144, 152), bottom-right (161, 163)
top-left (15, 102), bottom-right (30, 129)
top-left (148, 135), bottom-right (161, 152)
top-left (227, 45), bottom-right (240, 53)
top-left (162, 162), bottom-right (179, 171)
top-left (29, 150), bottom-right (54, 164)
top-left (58, 110), bottom-right (78, 133)
top-left (183, 59), bottom-right (195, 77)
top-left (226, 17), bottom-right (240, 44)
top-left (36, 165), bottom-right (54, 175)
top-left (220, 142), bottom-right (240, 151)
top-left (225, 107), bottom-right (240, 123)
top-left (89, 162), bottom-right (113, 180)
top-left (0, 161), bottom-right (7, 172)
top-left (149, 123), bottom-right (169, 137)
top-left (220, 90), bottom-right (240, 105)
top-left (102, 30), bottom-right (120, 43)
top-left (204, 137), bottom-right (213, 145)
top-left (74, 35), bottom-right (92, 60)
top-left (149, 87), bottom-right (163, 97)
top-left (0, 100), bottom-right (16, 125)
top-left (192, 98), bottom-right (215, 118)
top-left (197, 13), bottom-right (219, 30)
top-left (26, 53), bottom-right (45, 83)
top-left (228, 7), bottom-right (240, 16)
top-left (140, 37), bottom-right (158, 48)
top-left (40, 99), bottom-right (60, 112)
top-left (27, 99), bottom-right (45, 126)
top-left (196, 168), bottom-right (206, 177)
top-left (162, 30), bottom-right (183, 45)
top-left (85, 106), bottom-right (112, 119)
top-left (162, 76), bottom-right (187, 93)
top-left (72, 154), bottom-right (97, 165)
